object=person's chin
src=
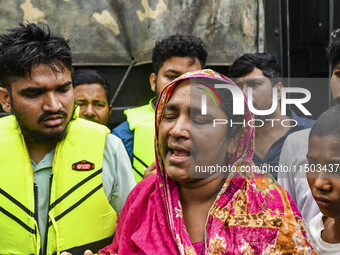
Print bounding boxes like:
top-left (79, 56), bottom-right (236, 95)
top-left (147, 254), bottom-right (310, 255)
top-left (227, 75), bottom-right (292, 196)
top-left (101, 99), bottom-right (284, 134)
top-left (165, 165), bottom-right (190, 181)
top-left (38, 121), bottom-right (69, 143)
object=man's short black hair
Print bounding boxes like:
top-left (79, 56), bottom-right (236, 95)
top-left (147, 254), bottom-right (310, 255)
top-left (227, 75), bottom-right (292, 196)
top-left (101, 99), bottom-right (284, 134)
top-left (152, 34), bottom-right (208, 75)
top-left (310, 104), bottom-right (340, 138)
top-left (0, 22), bottom-right (72, 91)
top-left (327, 28), bottom-right (340, 69)
top-left (229, 53), bottom-right (281, 86)
top-left (72, 69), bottom-right (111, 103)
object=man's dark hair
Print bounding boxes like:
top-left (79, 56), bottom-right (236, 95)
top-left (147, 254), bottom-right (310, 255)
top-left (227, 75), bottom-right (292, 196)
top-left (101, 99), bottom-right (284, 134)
top-left (327, 28), bottom-right (340, 69)
top-left (310, 104), bottom-right (340, 138)
top-left (72, 69), bottom-right (110, 103)
top-left (152, 34), bottom-right (208, 75)
top-left (229, 53), bottom-right (281, 86)
top-left (0, 22), bottom-right (72, 91)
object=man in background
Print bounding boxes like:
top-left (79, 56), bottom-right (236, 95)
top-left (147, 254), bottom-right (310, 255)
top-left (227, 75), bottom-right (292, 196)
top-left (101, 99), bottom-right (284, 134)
top-left (72, 69), bottom-right (112, 126)
top-left (113, 34), bottom-right (208, 182)
top-left (229, 53), bottom-right (314, 179)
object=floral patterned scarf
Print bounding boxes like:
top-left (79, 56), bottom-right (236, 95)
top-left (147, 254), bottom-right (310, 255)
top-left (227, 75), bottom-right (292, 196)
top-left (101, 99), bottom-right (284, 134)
top-left (99, 69), bottom-right (315, 254)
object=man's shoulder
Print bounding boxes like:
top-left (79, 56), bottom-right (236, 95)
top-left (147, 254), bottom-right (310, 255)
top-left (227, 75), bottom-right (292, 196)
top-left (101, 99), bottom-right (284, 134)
top-left (111, 122), bottom-right (134, 161)
top-left (124, 101), bottom-right (154, 118)
top-left (0, 115), bottom-right (16, 133)
top-left (105, 132), bottom-right (124, 144)
top-left (285, 128), bottom-right (311, 144)
top-left (102, 133), bottom-right (125, 159)
top-left (112, 121), bottom-right (133, 137)
top-left (72, 118), bottom-right (110, 133)
top-left (124, 103), bottom-right (155, 129)
top-left (124, 104), bottom-right (152, 114)
top-left (290, 110), bottom-right (315, 128)
top-left (124, 98), bottom-right (155, 116)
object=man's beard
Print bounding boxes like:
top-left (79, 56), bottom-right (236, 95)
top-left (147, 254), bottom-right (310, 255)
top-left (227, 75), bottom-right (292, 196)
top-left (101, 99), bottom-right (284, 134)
top-left (20, 125), bottom-right (66, 144)
top-left (12, 105), bottom-right (75, 145)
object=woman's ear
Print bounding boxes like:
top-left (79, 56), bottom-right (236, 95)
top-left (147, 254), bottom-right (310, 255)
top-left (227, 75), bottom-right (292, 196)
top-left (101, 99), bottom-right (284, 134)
top-left (0, 87), bottom-right (12, 112)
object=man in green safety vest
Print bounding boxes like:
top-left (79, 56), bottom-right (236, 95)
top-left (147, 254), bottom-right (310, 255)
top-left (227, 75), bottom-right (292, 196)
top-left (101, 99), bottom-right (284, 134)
top-left (0, 23), bottom-right (135, 254)
top-left (113, 34), bottom-right (208, 182)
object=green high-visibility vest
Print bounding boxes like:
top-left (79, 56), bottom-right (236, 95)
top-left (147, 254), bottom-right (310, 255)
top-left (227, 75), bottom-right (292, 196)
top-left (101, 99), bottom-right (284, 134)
top-left (0, 116), bottom-right (117, 254)
top-left (125, 98), bottom-right (155, 183)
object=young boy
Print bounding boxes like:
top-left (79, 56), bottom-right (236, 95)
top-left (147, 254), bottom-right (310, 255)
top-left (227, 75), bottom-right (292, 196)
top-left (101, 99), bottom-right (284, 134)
top-left (306, 105), bottom-right (340, 254)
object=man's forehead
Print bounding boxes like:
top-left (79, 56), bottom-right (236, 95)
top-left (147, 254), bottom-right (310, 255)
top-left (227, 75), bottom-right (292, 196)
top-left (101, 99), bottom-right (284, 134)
top-left (30, 62), bottom-right (69, 73)
top-left (74, 83), bottom-right (106, 92)
top-left (242, 68), bottom-right (266, 78)
top-left (233, 76), bottom-right (265, 84)
top-left (12, 66), bottom-right (71, 90)
top-left (161, 56), bottom-right (201, 72)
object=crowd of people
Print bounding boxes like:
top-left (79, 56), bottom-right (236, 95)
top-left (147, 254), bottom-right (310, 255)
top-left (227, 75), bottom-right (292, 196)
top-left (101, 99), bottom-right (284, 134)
top-left (0, 22), bottom-right (339, 254)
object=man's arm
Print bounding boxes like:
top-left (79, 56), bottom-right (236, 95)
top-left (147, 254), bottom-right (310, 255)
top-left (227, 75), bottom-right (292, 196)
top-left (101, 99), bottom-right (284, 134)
top-left (112, 121), bottom-right (134, 163)
top-left (102, 133), bottom-right (136, 214)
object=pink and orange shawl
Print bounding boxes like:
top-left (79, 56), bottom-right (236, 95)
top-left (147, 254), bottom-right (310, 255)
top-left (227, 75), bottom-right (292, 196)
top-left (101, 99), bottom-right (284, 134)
top-left (99, 70), bottom-right (315, 254)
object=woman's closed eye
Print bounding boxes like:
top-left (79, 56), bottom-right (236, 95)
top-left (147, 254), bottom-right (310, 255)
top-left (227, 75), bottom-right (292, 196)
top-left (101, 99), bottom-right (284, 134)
top-left (164, 113), bottom-right (177, 121)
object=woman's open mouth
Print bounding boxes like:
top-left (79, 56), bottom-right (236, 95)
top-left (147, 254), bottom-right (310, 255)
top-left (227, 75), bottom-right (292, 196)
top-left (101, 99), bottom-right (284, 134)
top-left (168, 146), bottom-right (190, 163)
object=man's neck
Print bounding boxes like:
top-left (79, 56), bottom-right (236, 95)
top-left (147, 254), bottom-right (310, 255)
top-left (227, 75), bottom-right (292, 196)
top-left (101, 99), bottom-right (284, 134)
top-left (254, 107), bottom-right (291, 159)
top-left (25, 138), bottom-right (56, 164)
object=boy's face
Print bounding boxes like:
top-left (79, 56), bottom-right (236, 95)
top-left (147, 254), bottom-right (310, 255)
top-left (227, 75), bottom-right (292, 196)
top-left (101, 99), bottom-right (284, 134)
top-left (149, 56), bottom-right (202, 99)
top-left (306, 135), bottom-right (340, 219)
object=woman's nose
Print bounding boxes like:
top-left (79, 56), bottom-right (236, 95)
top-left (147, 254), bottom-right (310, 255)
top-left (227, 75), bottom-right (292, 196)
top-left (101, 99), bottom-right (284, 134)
top-left (170, 117), bottom-right (190, 139)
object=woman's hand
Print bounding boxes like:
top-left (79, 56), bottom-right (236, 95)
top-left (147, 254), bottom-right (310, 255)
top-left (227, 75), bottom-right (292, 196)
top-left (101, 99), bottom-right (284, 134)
top-left (61, 250), bottom-right (93, 255)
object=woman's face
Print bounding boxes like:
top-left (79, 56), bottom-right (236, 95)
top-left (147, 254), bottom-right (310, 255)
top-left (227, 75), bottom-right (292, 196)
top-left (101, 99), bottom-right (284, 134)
top-left (158, 80), bottom-right (231, 183)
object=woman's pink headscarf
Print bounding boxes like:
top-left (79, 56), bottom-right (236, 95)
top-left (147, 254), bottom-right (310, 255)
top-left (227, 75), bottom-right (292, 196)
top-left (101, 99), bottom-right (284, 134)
top-left (100, 69), bottom-right (315, 254)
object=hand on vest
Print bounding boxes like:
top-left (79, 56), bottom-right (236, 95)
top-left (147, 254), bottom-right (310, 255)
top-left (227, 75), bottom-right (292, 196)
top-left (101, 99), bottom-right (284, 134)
top-left (61, 250), bottom-right (93, 255)
top-left (143, 161), bottom-right (157, 179)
